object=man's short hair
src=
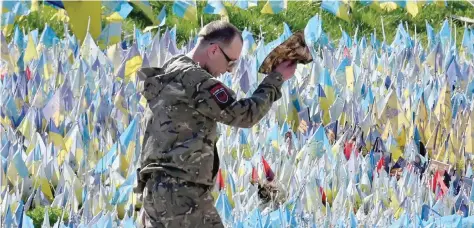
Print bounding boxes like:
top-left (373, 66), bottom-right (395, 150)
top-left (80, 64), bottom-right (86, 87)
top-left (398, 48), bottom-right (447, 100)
top-left (198, 20), bottom-right (242, 46)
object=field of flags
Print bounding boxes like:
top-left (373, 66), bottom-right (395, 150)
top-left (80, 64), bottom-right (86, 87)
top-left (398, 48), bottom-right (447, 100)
top-left (3, 1), bottom-right (474, 226)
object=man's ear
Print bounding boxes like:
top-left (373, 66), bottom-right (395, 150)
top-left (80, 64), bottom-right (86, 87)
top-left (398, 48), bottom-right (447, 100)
top-left (207, 44), bottom-right (218, 58)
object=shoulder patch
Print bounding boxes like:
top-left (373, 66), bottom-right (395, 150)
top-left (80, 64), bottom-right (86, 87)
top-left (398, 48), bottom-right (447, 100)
top-left (209, 83), bottom-right (234, 109)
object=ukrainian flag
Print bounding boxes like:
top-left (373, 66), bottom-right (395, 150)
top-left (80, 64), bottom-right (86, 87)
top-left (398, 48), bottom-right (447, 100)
top-left (105, 2), bottom-right (133, 23)
top-left (1, 12), bottom-right (15, 36)
top-left (319, 68), bottom-right (335, 124)
top-left (261, 0), bottom-right (287, 14)
top-left (98, 22), bottom-right (122, 49)
top-left (156, 6), bottom-right (167, 27)
top-left (7, 150), bottom-right (29, 186)
top-left (48, 119), bottom-right (66, 151)
top-left (236, 0), bottom-right (258, 9)
top-left (131, 0), bottom-right (160, 25)
top-left (242, 29), bottom-right (257, 55)
top-left (173, 0), bottom-right (197, 22)
top-left (116, 44), bottom-right (143, 83)
top-left (288, 87), bottom-right (302, 130)
top-left (18, 109), bottom-right (36, 141)
top-left (321, 0), bottom-right (351, 22)
top-left (204, 0), bottom-right (228, 19)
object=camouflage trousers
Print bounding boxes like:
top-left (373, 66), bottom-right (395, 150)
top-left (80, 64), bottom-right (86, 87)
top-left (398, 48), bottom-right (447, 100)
top-left (142, 172), bottom-right (224, 228)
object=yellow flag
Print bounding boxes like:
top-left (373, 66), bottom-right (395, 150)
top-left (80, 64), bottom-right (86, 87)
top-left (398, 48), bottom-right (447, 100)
top-left (396, 126), bottom-right (406, 148)
top-left (406, 1), bottom-right (419, 17)
top-left (261, 1), bottom-right (274, 14)
top-left (31, 0), bottom-right (39, 12)
top-left (24, 33), bottom-right (38, 63)
top-left (36, 177), bottom-right (54, 201)
top-left (63, 1), bottom-right (102, 44)
top-left (124, 55), bottom-right (143, 80)
top-left (105, 12), bottom-right (125, 23)
top-left (417, 96), bottom-right (428, 128)
top-left (381, 122), bottom-right (391, 141)
top-left (18, 115), bottom-right (34, 140)
top-left (466, 116), bottom-right (474, 154)
top-left (346, 66), bottom-right (355, 92)
top-left (379, 2), bottom-right (398, 12)
top-left (434, 85), bottom-right (452, 130)
top-left (384, 90), bottom-right (409, 131)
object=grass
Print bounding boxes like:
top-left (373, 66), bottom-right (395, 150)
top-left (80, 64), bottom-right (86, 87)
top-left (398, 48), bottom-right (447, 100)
top-left (125, 1), bottom-right (474, 47)
top-left (8, 1), bottom-right (474, 49)
top-left (26, 206), bottom-right (69, 228)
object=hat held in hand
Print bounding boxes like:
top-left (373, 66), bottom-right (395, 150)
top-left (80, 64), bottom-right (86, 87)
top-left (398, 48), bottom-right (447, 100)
top-left (258, 32), bottom-right (313, 74)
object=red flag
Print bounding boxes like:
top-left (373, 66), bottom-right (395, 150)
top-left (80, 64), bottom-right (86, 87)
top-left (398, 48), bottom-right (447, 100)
top-left (343, 47), bottom-right (351, 58)
top-left (376, 157), bottom-right (385, 173)
top-left (432, 170), bottom-right (448, 194)
top-left (320, 187), bottom-right (327, 204)
top-left (216, 169), bottom-right (225, 191)
top-left (432, 171), bottom-right (439, 192)
top-left (26, 66), bottom-right (32, 80)
top-left (251, 166), bottom-right (258, 184)
top-left (344, 141), bottom-right (355, 160)
top-left (438, 172), bottom-right (448, 195)
top-left (0, 73), bottom-right (5, 80)
top-left (262, 156), bottom-right (275, 182)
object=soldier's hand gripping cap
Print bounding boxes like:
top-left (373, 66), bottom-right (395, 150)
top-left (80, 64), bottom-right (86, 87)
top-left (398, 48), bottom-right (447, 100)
top-left (182, 68), bottom-right (284, 128)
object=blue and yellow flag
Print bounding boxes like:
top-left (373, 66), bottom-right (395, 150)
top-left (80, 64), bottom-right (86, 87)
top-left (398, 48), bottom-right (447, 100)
top-left (131, 0), bottom-right (160, 25)
top-left (156, 6), bottom-right (167, 27)
top-left (321, 0), bottom-right (351, 22)
top-left (1, 12), bottom-right (15, 36)
top-left (236, 0), bottom-right (258, 9)
top-left (173, 0), bottom-right (197, 22)
top-left (261, 0), bottom-right (286, 14)
top-left (204, 0), bottom-right (228, 17)
top-left (105, 2), bottom-right (133, 23)
top-left (98, 22), bottom-right (122, 49)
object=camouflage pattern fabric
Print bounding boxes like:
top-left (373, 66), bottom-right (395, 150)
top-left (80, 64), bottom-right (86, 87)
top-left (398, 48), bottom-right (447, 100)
top-left (259, 32), bottom-right (313, 74)
top-left (136, 54), bottom-right (284, 187)
top-left (142, 172), bottom-right (224, 228)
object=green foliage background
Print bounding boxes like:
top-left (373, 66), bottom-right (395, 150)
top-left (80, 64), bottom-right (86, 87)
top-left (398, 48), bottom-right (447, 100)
top-left (13, 1), bottom-right (474, 48)
top-left (26, 206), bottom-right (69, 228)
top-left (129, 1), bottom-right (474, 47)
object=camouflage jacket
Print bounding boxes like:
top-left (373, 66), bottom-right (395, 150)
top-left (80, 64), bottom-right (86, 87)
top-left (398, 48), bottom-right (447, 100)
top-left (137, 55), bottom-right (284, 186)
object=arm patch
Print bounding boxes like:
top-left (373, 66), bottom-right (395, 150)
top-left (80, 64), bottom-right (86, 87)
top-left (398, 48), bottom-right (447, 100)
top-left (209, 83), bottom-right (235, 109)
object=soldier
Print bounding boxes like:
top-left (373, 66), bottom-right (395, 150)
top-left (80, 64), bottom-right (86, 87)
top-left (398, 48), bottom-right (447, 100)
top-left (135, 21), bottom-right (297, 228)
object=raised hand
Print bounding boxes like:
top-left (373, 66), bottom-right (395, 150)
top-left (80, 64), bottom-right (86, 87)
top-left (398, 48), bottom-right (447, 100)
top-left (274, 60), bottom-right (297, 81)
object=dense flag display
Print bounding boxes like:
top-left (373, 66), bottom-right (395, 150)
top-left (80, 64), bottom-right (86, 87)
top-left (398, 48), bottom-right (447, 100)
top-left (2, 1), bottom-right (474, 227)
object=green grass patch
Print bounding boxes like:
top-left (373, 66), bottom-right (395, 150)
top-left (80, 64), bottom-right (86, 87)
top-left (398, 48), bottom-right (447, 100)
top-left (8, 1), bottom-right (474, 48)
top-left (26, 206), bottom-right (69, 228)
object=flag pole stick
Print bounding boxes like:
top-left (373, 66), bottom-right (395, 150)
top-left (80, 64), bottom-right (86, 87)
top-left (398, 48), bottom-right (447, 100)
top-left (405, 21), bottom-right (409, 39)
top-left (381, 17), bottom-right (386, 43)
top-left (455, 21), bottom-right (457, 51)
top-left (415, 23), bottom-right (417, 47)
top-left (86, 16), bottom-right (91, 37)
top-left (133, 24), bottom-right (137, 42)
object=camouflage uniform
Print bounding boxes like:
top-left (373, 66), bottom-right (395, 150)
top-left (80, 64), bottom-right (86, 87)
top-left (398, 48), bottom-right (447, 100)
top-left (136, 55), bottom-right (284, 227)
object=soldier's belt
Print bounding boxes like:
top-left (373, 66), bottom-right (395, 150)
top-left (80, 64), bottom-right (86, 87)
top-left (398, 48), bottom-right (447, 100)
top-left (150, 171), bottom-right (212, 190)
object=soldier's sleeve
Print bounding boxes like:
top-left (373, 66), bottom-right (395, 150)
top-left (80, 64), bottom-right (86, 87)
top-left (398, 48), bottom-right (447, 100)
top-left (136, 67), bottom-right (165, 101)
top-left (182, 68), bottom-right (284, 128)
